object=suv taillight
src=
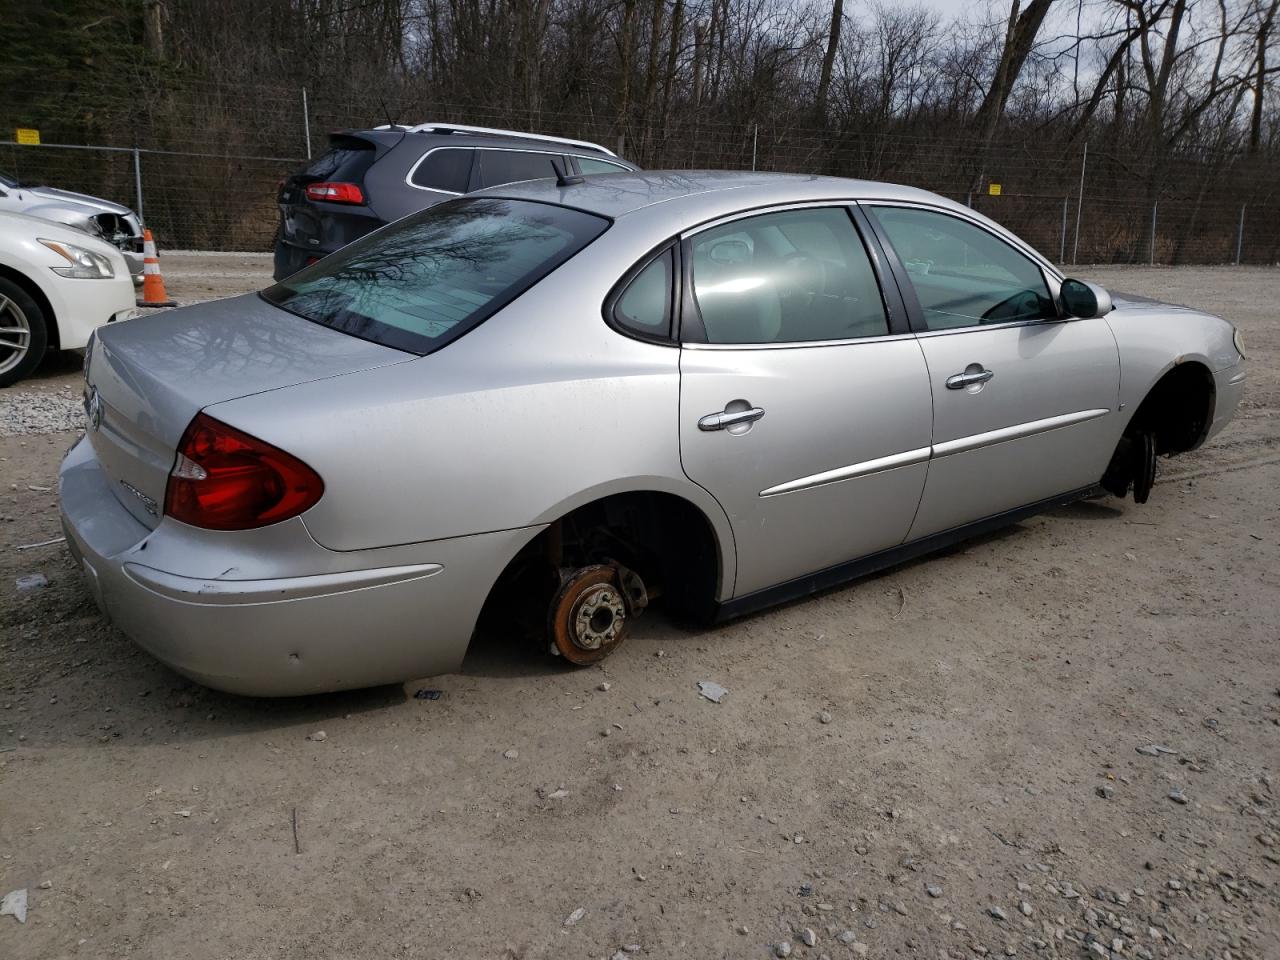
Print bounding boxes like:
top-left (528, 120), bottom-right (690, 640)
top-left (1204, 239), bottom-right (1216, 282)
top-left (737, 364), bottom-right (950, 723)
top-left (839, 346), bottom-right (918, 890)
top-left (165, 413), bottom-right (324, 530)
top-left (304, 181), bottom-right (365, 204)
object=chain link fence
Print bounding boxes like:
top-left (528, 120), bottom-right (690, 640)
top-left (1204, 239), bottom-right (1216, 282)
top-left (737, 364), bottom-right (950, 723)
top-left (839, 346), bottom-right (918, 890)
top-left (4, 90), bottom-right (1277, 266)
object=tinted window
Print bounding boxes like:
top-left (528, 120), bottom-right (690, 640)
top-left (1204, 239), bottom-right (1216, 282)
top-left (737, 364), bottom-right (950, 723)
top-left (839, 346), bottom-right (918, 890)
top-left (300, 140), bottom-right (375, 182)
top-left (614, 249), bottom-right (673, 339)
top-left (477, 150), bottom-right (559, 188)
top-left (869, 207), bottom-right (1054, 329)
top-left (578, 157), bottom-right (629, 175)
top-left (690, 207), bottom-right (888, 344)
top-left (411, 148), bottom-right (473, 192)
top-left (262, 198), bottom-right (608, 355)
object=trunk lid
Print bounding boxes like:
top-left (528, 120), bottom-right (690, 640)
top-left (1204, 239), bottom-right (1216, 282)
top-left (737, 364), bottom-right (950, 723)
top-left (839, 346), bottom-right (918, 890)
top-left (85, 293), bottom-right (410, 529)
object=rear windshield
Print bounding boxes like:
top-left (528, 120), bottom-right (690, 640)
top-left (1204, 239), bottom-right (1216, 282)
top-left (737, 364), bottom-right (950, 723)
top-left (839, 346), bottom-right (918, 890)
top-left (261, 197), bottom-right (609, 355)
top-left (296, 138), bottom-right (376, 182)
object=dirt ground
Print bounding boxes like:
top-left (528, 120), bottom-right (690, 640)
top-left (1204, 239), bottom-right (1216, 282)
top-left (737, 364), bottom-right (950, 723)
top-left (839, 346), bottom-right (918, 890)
top-left (1, 260), bottom-right (1277, 960)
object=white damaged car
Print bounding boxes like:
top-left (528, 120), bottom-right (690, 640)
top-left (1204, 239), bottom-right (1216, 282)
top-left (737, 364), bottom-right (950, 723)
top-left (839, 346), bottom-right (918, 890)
top-left (0, 210), bottom-right (138, 386)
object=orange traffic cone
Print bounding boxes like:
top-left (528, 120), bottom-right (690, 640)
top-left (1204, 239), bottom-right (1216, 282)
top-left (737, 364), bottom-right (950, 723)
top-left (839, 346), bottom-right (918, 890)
top-left (136, 228), bottom-right (176, 307)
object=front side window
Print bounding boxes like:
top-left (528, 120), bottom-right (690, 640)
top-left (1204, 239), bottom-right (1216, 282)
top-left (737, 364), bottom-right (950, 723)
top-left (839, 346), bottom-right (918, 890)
top-left (868, 206), bottom-right (1055, 330)
top-left (262, 198), bottom-right (608, 355)
top-left (476, 150), bottom-right (560, 189)
top-left (689, 207), bottom-right (889, 344)
top-left (411, 148), bottom-right (473, 192)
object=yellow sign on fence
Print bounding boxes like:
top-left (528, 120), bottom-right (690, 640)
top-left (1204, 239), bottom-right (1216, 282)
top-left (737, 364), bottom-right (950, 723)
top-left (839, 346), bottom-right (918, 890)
top-left (15, 128), bottom-right (40, 145)
top-left (988, 183), bottom-right (1002, 196)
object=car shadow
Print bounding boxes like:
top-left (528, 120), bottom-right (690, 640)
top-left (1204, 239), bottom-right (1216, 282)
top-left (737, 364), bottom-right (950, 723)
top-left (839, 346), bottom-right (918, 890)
top-left (461, 624), bottom-right (575, 679)
top-left (1049, 498), bottom-right (1125, 521)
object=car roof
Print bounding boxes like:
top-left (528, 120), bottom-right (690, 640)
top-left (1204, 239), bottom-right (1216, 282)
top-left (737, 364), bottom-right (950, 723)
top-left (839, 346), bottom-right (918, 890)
top-left (354, 126), bottom-right (628, 161)
top-left (478, 170), bottom-right (960, 220)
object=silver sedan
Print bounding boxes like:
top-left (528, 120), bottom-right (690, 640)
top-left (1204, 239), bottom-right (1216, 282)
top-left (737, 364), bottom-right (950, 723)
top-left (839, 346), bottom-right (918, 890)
top-left (59, 172), bottom-right (1247, 695)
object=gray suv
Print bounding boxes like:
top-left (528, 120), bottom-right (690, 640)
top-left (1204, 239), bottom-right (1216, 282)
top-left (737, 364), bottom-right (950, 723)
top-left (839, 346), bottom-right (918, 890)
top-left (272, 122), bottom-right (637, 280)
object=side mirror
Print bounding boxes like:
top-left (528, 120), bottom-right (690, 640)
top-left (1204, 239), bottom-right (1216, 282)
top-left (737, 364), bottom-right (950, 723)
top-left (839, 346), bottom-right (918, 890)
top-left (1059, 278), bottom-right (1113, 319)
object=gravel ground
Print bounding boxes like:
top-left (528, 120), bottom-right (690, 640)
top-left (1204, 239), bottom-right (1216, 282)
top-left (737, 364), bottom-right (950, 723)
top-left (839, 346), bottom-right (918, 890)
top-left (0, 259), bottom-right (1277, 960)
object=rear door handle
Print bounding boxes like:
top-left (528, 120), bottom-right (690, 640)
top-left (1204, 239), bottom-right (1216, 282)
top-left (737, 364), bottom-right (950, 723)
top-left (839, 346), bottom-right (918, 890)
top-left (698, 407), bottom-right (766, 431)
top-left (945, 368), bottom-right (995, 390)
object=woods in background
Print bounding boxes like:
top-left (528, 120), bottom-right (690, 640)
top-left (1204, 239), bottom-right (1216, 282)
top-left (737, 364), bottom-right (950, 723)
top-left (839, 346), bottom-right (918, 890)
top-left (0, 0), bottom-right (1276, 261)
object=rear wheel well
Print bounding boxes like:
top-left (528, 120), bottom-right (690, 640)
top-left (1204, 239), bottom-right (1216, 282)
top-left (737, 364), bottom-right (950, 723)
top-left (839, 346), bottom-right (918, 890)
top-left (1130, 361), bottom-right (1215, 455)
top-left (0, 264), bottom-right (58, 351)
top-left (478, 491), bottom-right (722, 640)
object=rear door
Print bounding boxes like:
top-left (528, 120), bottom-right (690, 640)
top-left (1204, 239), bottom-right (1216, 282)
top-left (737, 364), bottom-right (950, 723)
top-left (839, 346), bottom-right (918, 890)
top-left (474, 149), bottom-right (562, 188)
top-left (677, 205), bottom-right (934, 599)
top-left (864, 204), bottom-right (1120, 539)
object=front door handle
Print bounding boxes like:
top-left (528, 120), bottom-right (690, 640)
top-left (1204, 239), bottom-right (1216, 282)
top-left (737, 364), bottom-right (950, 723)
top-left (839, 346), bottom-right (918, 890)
top-left (945, 367), bottom-right (995, 390)
top-left (698, 406), bottom-right (766, 431)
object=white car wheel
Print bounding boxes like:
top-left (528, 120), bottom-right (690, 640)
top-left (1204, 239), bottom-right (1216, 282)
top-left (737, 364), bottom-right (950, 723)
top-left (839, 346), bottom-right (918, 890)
top-left (0, 279), bottom-right (49, 387)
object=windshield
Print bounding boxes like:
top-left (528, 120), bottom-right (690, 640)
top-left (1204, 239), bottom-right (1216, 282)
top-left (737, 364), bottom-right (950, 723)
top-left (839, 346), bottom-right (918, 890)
top-left (262, 197), bottom-right (609, 355)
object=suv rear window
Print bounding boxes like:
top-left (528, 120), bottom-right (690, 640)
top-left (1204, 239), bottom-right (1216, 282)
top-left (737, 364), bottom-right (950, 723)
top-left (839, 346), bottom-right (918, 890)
top-left (262, 197), bottom-right (609, 355)
top-left (300, 138), bottom-right (376, 182)
top-left (410, 147), bottom-right (473, 193)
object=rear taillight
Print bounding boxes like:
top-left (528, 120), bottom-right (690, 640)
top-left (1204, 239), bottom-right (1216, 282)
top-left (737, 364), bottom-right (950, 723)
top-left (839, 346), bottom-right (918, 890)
top-left (304, 181), bottom-right (365, 204)
top-left (164, 413), bottom-right (324, 531)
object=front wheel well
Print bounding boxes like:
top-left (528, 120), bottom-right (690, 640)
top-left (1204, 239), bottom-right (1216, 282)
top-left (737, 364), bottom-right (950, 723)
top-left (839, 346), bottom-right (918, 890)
top-left (0, 264), bottom-right (59, 351)
top-left (1129, 361), bottom-right (1216, 455)
top-left (478, 491), bottom-right (723, 640)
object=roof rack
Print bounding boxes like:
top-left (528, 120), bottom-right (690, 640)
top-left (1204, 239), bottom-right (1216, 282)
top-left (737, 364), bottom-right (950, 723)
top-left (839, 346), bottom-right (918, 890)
top-left (401, 122), bottom-right (618, 157)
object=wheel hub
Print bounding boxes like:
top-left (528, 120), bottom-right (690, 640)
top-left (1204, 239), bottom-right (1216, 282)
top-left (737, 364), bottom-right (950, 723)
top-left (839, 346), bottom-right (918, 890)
top-left (548, 563), bottom-right (638, 665)
top-left (571, 583), bottom-right (626, 650)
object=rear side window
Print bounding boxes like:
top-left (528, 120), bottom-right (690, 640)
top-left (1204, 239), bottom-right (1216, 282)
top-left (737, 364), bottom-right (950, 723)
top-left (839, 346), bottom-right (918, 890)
top-left (578, 157), bottom-right (629, 175)
top-left (410, 148), bottom-right (473, 193)
top-left (477, 150), bottom-right (559, 188)
top-left (262, 198), bottom-right (609, 355)
top-left (612, 248), bottom-right (674, 340)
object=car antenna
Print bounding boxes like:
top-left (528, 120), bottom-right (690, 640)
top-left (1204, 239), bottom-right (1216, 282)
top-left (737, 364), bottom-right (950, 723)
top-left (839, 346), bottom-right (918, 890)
top-left (378, 97), bottom-right (399, 129)
top-left (553, 156), bottom-right (584, 187)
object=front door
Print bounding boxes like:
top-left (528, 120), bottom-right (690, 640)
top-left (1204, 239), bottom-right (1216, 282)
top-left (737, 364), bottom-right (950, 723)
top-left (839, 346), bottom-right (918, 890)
top-left (864, 204), bottom-right (1120, 539)
top-left (677, 205), bottom-right (934, 598)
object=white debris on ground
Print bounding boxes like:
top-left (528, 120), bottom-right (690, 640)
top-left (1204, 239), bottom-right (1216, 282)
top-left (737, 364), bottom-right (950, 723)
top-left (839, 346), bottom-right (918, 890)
top-left (0, 383), bottom-right (83, 437)
top-left (0, 888), bottom-right (27, 923)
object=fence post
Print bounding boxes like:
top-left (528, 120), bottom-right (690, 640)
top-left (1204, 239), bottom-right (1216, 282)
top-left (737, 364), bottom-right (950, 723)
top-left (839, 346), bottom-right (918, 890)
top-left (1235, 204), bottom-right (1245, 265)
top-left (302, 87), bottom-right (312, 160)
top-left (1072, 140), bottom-right (1087, 264)
top-left (1150, 201), bottom-right (1157, 266)
top-left (132, 147), bottom-right (144, 223)
top-left (1060, 196), bottom-right (1068, 264)
top-left (966, 191), bottom-right (972, 208)
top-left (751, 124), bottom-right (758, 171)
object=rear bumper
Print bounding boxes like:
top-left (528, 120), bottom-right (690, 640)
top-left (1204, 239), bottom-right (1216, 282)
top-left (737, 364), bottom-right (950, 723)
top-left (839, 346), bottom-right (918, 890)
top-left (59, 435), bottom-right (535, 696)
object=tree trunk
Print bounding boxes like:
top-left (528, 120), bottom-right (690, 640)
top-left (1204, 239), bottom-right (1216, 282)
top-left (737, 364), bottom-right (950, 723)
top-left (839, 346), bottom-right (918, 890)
top-left (815, 0), bottom-right (844, 123)
top-left (144, 0), bottom-right (165, 59)
top-left (1249, 0), bottom-right (1279, 154)
top-left (660, 0), bottom-right (685, 134)
top-left (617, 0), bottom-right (638, 156)
top-left (971, 0), bottom-right (1054, 189)
top-left (642, 0), bottom-right (667, 159)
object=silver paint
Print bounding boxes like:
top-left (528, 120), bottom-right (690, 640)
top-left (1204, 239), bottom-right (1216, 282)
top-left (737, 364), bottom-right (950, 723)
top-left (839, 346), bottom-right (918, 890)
top-left (58, 171), bottom-right (1246, 695)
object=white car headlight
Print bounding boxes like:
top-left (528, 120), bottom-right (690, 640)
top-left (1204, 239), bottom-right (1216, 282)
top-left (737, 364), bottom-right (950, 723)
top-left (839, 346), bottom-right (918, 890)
top-left (38, 238), bottom-right (116, 279)
top-left (1233, 327), bottom-right (1247, 360)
